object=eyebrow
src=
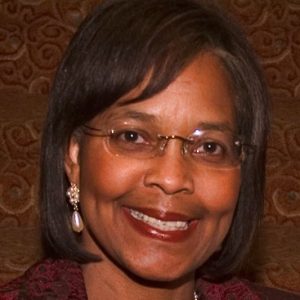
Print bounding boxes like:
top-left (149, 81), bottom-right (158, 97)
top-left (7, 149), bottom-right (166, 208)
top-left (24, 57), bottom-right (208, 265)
top-left (100, 109), bottom-right (234, 132)
top-left (196, 122), bottom-right (234, 132)
top-left (106, 110), bottom-right (157, 123)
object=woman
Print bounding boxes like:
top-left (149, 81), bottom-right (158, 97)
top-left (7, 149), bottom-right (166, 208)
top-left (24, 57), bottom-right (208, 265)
top-left (1, 0), bottom-right (299, 299)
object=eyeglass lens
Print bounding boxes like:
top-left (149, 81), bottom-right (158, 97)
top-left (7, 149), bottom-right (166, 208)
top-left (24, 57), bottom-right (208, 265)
top-left (83, 125), bottom-right (244, 168)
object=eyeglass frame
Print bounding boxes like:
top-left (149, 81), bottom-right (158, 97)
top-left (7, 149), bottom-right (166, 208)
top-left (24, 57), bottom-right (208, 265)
top-left (81, 124), bottom-right (255, 168)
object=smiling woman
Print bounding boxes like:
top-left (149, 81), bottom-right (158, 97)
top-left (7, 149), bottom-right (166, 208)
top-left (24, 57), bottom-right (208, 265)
top-left (68, 53), bottom-right (242, 287)
top-left (0, 0), bottom-right (299, 299)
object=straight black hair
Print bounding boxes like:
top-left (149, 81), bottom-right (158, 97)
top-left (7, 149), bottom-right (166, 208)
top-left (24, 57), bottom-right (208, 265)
top-left (40, 0), bottom-right (269, 279)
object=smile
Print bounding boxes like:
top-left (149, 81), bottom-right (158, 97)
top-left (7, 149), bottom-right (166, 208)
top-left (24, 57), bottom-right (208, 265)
top-left (130, 209), bottom-right (189, 231)
top-left (123, 207), bottom-right (198, 242)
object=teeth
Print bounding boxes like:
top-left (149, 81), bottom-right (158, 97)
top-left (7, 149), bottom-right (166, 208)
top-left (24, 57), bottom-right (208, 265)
top-left (129, 209), bottom-right (188, 231)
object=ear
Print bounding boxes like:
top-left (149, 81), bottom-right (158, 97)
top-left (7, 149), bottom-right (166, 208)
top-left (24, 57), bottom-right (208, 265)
top-left (64, 135), bottom-right (80, 185)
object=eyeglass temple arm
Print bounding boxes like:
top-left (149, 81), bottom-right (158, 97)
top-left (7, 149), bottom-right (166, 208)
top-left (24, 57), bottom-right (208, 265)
top-left (82, 124), bottom-right (107, 137)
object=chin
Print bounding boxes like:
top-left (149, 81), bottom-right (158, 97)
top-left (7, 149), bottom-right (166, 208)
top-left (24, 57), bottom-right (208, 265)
top-left (118, 258), bottom-right (195, 285)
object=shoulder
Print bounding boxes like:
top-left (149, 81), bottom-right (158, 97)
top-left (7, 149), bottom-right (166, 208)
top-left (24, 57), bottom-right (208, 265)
top-left (0, 258), bottom-right (87, 300)
top-left (197, 277), bottom-right (300, 300)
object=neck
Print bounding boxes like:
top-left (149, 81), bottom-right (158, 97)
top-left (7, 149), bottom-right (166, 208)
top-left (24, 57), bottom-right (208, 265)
top-left (81, 260), bottom-right (196, 300)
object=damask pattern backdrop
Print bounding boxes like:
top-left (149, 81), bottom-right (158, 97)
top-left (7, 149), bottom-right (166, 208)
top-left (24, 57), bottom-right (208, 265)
top-left (0, 0), bottom-right (299, 293)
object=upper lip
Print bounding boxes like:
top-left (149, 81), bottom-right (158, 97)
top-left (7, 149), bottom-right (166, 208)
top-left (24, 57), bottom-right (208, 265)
top-left (125, 206), bottom-right (193, 222)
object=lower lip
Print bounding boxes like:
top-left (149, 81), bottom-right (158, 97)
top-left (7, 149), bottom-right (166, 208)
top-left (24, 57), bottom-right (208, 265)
top-left (123, 208), bottom-right (198, 243)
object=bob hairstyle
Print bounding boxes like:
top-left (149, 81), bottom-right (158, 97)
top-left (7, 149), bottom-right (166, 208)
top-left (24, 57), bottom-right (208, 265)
top-left (40, 0), bottom-right (269, 279)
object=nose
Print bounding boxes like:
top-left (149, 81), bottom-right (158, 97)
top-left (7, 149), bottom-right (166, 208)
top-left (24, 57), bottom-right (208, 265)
top-left (143, 141), bottom-right (194, 195)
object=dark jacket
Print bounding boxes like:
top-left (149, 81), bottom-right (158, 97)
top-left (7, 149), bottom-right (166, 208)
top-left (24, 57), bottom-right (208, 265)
top-left (0, 259), bottom-right (299, 299)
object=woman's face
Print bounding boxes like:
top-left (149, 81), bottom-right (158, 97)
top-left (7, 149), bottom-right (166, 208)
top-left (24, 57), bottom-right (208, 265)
top-left (65, 53), bottom-right (241, 281)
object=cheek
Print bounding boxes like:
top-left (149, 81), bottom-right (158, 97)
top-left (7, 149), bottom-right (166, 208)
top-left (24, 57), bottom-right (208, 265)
top-left (195, 168), bottom-right (241, 215)
top-left (192, 168), bottom-right (241, 253)
top-left (79, 141), bottom-right (144, 200)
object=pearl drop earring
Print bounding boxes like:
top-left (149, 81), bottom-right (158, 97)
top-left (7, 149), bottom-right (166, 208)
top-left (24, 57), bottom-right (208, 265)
top-left (66, 183), bottom-right (84, 233)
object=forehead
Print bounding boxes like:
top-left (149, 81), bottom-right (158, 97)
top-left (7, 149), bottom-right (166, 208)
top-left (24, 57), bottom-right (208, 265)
top-left (91, 53), bottom-right (236, 132)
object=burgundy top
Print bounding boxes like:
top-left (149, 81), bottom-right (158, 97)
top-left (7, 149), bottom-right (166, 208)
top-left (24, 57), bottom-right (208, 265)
top-left (0, 259), bottom-right (299, 299)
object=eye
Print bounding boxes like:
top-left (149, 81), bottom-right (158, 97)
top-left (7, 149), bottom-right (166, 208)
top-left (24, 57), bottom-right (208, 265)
top-left (113, 130), bottom-right (147, 144)
top-left (109, 128), bottom-right (156, 154)
top-left (188, 137), bottom-right (230, 163)
top-left (193, 141), bottom-right (225, 156)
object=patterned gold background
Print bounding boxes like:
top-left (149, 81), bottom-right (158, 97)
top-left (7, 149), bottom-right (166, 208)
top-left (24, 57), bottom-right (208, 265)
top-left (0, 0), bottom-right (299, 293)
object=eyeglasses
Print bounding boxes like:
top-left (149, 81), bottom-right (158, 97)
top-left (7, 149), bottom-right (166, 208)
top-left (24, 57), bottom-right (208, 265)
top-left (82, 124), bottom-right (253, 168)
